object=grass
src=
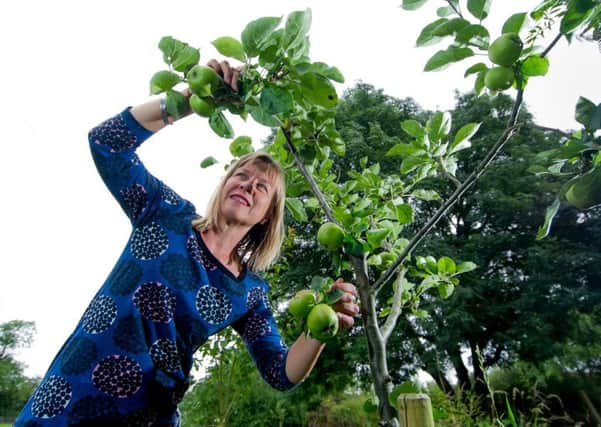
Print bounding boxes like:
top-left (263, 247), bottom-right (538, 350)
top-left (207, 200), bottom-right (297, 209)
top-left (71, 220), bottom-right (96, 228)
top-left (0, 423), bottom-right (12, 427)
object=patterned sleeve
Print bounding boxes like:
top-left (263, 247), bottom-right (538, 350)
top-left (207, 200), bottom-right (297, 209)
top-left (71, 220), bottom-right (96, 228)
top-left (233, 280), bottom-right (299, 391)
top-left (88, 107), bottom-right (175, 225)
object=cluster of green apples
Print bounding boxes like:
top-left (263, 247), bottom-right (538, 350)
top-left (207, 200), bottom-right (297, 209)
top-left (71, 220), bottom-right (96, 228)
top-left (485, 33), bottom-right (523, 91)
top-left (186, 65), bottom-right (222, 117)
top-left (288, 288), bottom-right (339, 342)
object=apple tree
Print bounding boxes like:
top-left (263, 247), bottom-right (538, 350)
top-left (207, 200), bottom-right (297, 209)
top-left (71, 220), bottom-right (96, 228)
top-left (148, 2), bottom-right (600, 424)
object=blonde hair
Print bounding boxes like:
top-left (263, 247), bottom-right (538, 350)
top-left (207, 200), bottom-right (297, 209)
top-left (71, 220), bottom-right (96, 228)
top-left (192, 151), bottom-right (286, 272)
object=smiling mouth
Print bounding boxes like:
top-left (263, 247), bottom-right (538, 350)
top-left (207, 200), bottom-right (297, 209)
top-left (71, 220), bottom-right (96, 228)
top-left (231, 194), bottom-right (250, 206)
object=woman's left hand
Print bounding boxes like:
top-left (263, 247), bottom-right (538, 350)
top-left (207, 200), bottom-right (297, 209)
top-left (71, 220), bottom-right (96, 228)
top-left (330, 278), bottom-right (360, 330)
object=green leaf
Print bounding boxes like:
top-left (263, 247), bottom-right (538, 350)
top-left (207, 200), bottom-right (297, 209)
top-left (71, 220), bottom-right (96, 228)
top-left (560, 0), bottom-right (595, 35)
top-left (536, 197), bottom-right (561, 240)
top-left (531, 0), bottom-right (556, 20)
top-left (285, 197), bottom-right (308, 222)
top-left (149, 70), bottom-right (181, 95)
top-left (401, 119), bottom-right (425, 138)
top-left (438, 282), bottom-right (455, 299)
top-left (467, 0), bottom-right (492, 20)
top-left (431, 18), bottom-right (470, 37)
top-left (437, 6), bottom-right (455, 17)
top-left (401, 156), bottom-right (431, 174)
top-left (241, 16), bottom-right (282, 57)
top-left (212, 36), bottom-right (246, 62)
top-left (260, 84), bottom-right (294, 115)
top-left (165, 90), bottom-right (188, 119)
top-left (158, 36), bottom-right (198, 72)
top-left (367, 228), bottom-right (390, 249)
top-left (324, 288), bottom-right (344, 305)
top-left (428, 111), bottom-right (452, 142)
top-left (171, 46), bottom-right (200, 73)
top-left (455, 261), bottom-right (477, 274)
top-left (506, 396), bottom-right (518, 427)
top-left (502, 12), bottom-right (528, 34)
top-left (437, 256), bottom-right (456, 274)
top-left (424, 47), bottom-right (474, 71)
top-left (521, 55), bottom-right (549, 76)
top-left (395, 204), bottom-right (414, 225)
top-left (575, 96), bottom-right (596, 127)
top-left (416, 18), bottom-right (448, 47)
top-left (295, 62), bottom-right (345, 83)
top-left (411, 189), bottom-right (440, 201)
top-left (474, 70), bottom-right (486, 95)
top-left (209, 111), bottom-right (234, 138)
top-left (401, 0), bottom-right (429, 10)
top-left (229, 136), bottom-right (254, 157)
top-left (591, 104), bottom-right (601, 131)
top-left (386, 143), bottom-right (425, 157)
top-left (299, 72), bottom-right (338, 108)
top-left (284, 9), bottom-right (312, 50)
top-left (455, 24), bottom-right (489, 48)
top-left (200, 156), bottom-right (218, 168)
top-left (451, 122), bottom-right (480, 153)
top-left (248, 105), bottom-right (281, 127)
top-left (464, 62), bottom-right (488, 77)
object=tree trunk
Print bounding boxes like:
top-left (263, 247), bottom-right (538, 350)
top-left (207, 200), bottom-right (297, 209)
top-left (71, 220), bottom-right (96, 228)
top-left (350, 256), bottom-right (399, 427)
top-left (448, 345), bottom-right (471, 392)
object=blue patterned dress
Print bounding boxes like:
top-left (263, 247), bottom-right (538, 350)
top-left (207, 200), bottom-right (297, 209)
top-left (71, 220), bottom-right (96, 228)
top-left (14, 108), bottom-right (295, 427)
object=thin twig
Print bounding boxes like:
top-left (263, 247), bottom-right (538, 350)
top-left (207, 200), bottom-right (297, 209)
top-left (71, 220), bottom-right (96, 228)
top-left (281, 127), bottom-right (337, 224)
top-left (446, 0), bottom-right (462, 18)
top-left (374, 89), bottom-right (525, 293)
top-left (541, 32), bottom-right (563, 58)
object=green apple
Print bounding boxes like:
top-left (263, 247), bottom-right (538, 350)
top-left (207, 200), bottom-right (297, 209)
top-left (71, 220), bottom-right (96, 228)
top-left (187, 65), bottom-right (221, 97)
top-left (484, 67), bottom-right (515, 91)
top-left (288, 289), bottom-right (317, 319)
top-left (189, 94), bottom-right (216, 117)
top-left (317, 222), bottom-right (345, 251)
top-left (488, 33), bottom-right (523, 67)
top-left (307, 304), bottom-right (339, 341)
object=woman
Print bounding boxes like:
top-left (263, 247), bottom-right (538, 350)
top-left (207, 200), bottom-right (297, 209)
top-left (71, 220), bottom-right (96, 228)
top-left (14, 60), bottom-right (359, 427)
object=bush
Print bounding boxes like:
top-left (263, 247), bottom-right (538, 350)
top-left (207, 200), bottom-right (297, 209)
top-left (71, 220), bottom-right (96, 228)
top-left (307, 393), bottom-right (379, 427)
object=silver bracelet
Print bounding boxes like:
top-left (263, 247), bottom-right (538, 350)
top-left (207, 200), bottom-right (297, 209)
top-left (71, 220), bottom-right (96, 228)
top-left (159, 97), bottom-right (171, 126)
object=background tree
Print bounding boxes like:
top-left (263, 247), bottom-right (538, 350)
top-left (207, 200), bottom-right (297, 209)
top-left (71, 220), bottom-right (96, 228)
top-left (0, 320), bottom-right (39, 420)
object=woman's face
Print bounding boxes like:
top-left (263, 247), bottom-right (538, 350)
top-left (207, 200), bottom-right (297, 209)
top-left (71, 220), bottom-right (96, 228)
top-left (220, 162), bottom-right (276, 228)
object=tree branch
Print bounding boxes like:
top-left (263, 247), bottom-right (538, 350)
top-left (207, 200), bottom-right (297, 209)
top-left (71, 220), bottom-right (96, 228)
top-left (373, 89), bottom-right (525, 292)
top-left (282, 127), bottom-right (337, 224)
top-left (541, 32), bottom-right (563, 58)
top-left (446, 0), bottom-right (462, 18)
top-left (381, 269), bottom-right (406, 342)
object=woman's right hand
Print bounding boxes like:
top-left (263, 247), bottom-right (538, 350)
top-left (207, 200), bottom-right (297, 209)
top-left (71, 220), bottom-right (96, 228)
top-left (206, 59), bottom-right (243, 92)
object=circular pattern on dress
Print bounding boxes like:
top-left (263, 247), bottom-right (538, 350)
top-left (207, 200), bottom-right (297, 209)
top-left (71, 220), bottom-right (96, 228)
top-left (107, 260), bottom-right (143, 296)
top-left (120, 183), bottom-right (148, 221)
top-left (89, 115), bottom-right (137, 153)
top-left (92, 355), bottom-right (142, 398)
top-left (186, 235), bottom-right (203, 264)
top-left (82, 295), bottom-right (117, 334)
top-left (160, 254), bottom-right (200, 291)
top-left (60, 337), bottom-right (98, 376)
top-left (133, 282), bottom-right (176, 323)
top-left (247, 287), bottom-right (271, 312)
top-left (130, 222), bottom-right (168, 260)
top-left (67, 395), bottom-right (118, 425)
top-left (195, 285), bottom-right (232, 324)
top-left (161, 183), bottom-right (181, 205)
top-left (31, 375), bottom-right (72, 418)
top-left (242, 313), bottom-right (271, 344)
top-left (113, 315), bottom-right (148, 353)
top-left (150, 339), bottom-right (181, 373)
top-left (265, 352), bottom-right (291, 391)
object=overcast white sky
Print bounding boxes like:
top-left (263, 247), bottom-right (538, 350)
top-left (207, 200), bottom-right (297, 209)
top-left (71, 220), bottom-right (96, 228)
top-left (1, 0), bottom-right (599, 378)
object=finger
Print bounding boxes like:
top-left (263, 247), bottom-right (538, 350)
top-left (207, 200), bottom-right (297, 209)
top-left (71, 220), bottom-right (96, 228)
top-left (231, 69), bottom-right (241, 92)
top-left (220, 60), bottom-right (232, 85)
top-left (332, 300), bottom-right (359, 316)
top-left (337, 312), bottom-right (355, 330)
top-left (206, 59), bottom-right (220, 73)
top-left (333, 280), bottom-right (358, 296)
